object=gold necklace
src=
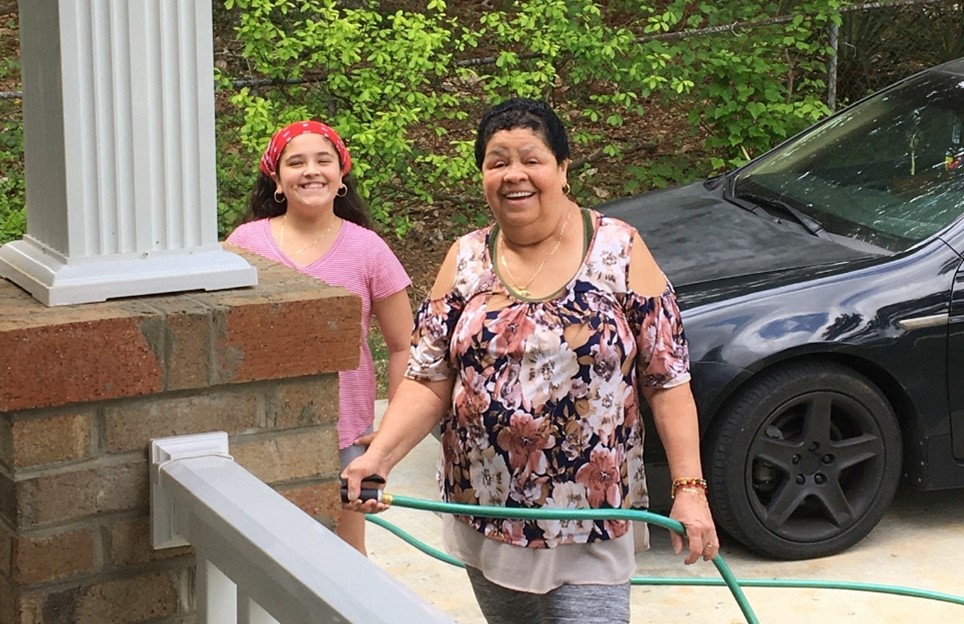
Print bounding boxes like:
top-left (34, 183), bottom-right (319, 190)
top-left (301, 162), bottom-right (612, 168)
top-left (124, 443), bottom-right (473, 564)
top-left (279, 214), bottom-right (337, 258)
top-left (499, 206), bottom-right (575, 298)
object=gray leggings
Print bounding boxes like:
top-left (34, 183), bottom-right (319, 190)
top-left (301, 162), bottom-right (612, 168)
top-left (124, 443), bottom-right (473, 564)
top-left (465, 566), bottom-right (630, 624)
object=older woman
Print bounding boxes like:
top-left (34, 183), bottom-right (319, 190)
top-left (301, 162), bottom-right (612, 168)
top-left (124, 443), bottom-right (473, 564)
top-left (343, 99), bottom-right (716, 624)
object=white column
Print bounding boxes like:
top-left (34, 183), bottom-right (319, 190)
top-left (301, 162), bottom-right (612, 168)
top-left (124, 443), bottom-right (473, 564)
top-left (0, 0), bottom-right (256, 306)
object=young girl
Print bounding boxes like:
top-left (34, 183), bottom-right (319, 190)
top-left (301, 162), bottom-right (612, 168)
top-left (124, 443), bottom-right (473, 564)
top-left (227, 120), bottom-right (412, 555)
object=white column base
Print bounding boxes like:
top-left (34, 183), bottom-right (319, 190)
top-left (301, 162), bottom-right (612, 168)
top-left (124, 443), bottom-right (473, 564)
top-left (0, 238), bottom-right (257, 306)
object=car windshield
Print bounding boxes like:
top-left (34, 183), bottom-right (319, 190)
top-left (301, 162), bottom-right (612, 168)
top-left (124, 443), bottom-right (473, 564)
top-left (733, 69), bottom-right (964, 253)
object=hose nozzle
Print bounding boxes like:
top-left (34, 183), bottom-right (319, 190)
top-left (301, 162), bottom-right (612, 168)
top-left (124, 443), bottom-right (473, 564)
top-left (339, 475), bottom-right (388, 504)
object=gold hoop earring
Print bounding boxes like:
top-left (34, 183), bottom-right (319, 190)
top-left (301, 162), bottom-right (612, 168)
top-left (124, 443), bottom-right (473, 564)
top-left (273, 190), bottom-right (285, 204)
top-left (336, 184), bottom-right (348, 197)
top-left (562, 183), bottom-right (571, 195)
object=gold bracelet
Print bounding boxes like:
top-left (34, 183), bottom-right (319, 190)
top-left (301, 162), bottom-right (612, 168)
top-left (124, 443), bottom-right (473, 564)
top-left (671, 477), bottom-right (708, 499)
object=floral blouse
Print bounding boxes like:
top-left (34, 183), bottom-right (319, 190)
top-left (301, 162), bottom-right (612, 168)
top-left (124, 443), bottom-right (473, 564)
top-left (406, 210), bottom-right (690, 549)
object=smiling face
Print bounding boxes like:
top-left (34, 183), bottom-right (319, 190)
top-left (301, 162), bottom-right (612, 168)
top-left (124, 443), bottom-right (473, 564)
top-left (274, 132), bottom-right (343, 213)
top-left (481, 127), bottom-right (570, 236)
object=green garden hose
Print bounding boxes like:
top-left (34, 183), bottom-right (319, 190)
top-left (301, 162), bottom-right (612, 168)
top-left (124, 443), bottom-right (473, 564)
top-left (366, 493), bottom-right (964, 623)
top-left (372, 493), bottom-right (759, 623)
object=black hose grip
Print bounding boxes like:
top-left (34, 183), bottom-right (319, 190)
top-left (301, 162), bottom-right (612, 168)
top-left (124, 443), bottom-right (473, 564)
top-left (339, 475), bottom-right (386, 503)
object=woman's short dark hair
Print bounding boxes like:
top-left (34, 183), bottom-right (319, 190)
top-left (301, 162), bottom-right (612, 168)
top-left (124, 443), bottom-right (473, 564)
top-left (474, 98), bottom-right (570, 170)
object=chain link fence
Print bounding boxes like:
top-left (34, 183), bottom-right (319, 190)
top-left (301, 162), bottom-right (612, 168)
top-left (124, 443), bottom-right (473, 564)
top-left (2, 1), bottom-right (961, 109)
top-left (0, 5), bottom-right (958, 107)
top-left (627, 0), bottom-right (963, 110)
top-left (828, 0), bottom-right (963, 107)
top-left (1, 1), bottom-right (963, 243)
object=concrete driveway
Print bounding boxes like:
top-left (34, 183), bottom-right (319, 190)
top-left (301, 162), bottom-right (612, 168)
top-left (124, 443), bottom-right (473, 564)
top-left (366, 402), bottom-right (964, 623)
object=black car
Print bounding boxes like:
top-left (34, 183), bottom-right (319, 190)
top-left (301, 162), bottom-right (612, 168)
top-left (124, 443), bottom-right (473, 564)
top-left (601, 57), bottom-right (964, 560)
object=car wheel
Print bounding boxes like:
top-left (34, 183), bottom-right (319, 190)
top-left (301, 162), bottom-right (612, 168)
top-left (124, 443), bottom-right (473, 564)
top-left (705, 360), bottom-right (902, 560)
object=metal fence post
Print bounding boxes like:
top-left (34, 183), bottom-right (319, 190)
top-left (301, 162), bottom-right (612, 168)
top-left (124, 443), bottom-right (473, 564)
top-left (827, 19), bottom-right (840, 111)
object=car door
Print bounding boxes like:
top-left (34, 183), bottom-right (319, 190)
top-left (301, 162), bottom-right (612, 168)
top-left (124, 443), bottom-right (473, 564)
top-left (946, 256), bottom-right (964, 462)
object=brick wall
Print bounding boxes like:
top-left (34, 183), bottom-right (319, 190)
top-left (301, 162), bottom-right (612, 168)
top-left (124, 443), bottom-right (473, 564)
top-left (0, 250), bottom-right (359, 623)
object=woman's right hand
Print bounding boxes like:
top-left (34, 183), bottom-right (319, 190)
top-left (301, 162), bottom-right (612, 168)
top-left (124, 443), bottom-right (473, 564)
top-left (338, 377), bottom-right (455, 514)
top-left (340, 451), bottom-right (392, 514)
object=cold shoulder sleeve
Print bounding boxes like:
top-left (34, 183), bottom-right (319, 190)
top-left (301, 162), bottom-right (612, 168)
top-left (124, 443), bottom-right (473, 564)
top-left (405, 290), bottom-right (465, 382)
top-left (624, 283), bottom-right (691, 389)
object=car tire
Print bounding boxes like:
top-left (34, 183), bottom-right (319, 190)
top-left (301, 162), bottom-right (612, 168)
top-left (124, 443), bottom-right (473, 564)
top-left (705, 360), bottom-right (902, 560)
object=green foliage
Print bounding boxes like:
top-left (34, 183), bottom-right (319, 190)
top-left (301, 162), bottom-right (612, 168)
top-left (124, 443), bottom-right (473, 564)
top-left (0, 54), bottom-right (23, 245)
top-left (219, 0), bottom-right (853, 231)
top-left (647, 1), bottom-right (839, 170)
top-left (225, 0), bottom-right (471, 236)
top-left (3, 2), bottom-right (956, 247)
top-left (215, 105), bottom-right (254, 238)
top-left (474, 1), bottom-right (652, 159)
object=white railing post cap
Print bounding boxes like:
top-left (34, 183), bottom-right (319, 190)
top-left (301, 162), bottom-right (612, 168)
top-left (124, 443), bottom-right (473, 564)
top-left (151, 431), bottom-right (230, 466)
top-left (151, 431), bottom-right (230, 548)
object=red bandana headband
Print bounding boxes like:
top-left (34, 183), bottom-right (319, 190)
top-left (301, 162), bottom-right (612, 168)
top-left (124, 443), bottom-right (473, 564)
top-left (259, 120), bottom-right (352, 178)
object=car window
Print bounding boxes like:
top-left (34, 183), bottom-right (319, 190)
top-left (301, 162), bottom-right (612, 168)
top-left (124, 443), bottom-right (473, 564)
top-left (735, 71), bottom-right (964, 253)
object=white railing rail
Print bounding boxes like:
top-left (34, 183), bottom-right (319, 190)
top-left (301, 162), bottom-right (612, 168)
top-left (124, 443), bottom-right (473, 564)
top-left (150, 432), bottom-right (453, 624)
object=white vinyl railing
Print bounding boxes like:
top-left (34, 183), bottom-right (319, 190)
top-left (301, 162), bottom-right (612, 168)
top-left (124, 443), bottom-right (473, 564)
top-left (150, 431), bottom-right (453, 624)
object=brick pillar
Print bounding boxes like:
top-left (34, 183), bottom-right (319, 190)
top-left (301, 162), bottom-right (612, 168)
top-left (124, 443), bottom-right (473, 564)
top-left (0, 249), bottom-right (360, 623)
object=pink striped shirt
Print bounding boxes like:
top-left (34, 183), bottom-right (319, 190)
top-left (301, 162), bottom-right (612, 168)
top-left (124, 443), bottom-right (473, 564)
top-left (227, 218), bottom-right (411, 448)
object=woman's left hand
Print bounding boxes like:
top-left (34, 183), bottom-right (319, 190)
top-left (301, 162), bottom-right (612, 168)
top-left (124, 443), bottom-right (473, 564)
top-left (669, 490), bottom-right (719, 564)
